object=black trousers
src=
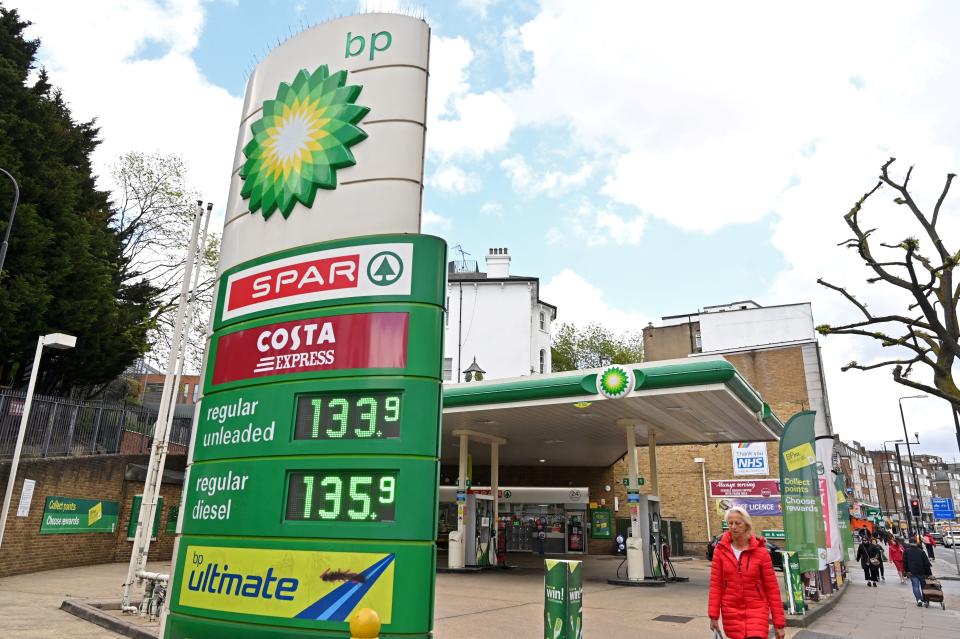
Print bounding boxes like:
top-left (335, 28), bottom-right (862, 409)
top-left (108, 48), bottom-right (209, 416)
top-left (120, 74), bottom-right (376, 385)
top-left (864, 565), bottom-right (880, 582)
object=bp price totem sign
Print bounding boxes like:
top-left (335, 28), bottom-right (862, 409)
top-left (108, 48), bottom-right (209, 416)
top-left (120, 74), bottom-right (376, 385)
top-left (164, 14), bottom-right (440, 639)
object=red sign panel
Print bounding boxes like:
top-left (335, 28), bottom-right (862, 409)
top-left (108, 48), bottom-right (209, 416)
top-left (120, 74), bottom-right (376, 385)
top-left (227, 255), bottom-right (360, 311)
top-left (709, 479), bottom-right (781, 498)
top-left (211, 312), bottom-right (408, 385)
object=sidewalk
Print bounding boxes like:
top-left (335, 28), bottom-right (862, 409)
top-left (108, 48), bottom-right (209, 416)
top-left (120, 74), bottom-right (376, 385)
top-left (1, 557), bottom-right (957, 638)
top-left (802, 564), bottom-right (960, 639)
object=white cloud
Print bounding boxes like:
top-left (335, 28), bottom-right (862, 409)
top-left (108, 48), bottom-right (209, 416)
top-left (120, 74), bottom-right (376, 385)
top-left (542, 269), bottom-right (649, 334)
top-left (427, 35), bottom-right (515, 158)
top-left (500, 155), bottom-right (591, 196)
top-left (14, 0), bottom-right (240, 219)
top-left (547, 202), bottom-right (646, 246)
top-left (457, 0), bottom-right (500, 19)
top-left (480, 201), bottom-right (502, 216)
top-left (428, 165), bottom-right (480, 193)
top-left (422, 209), bottom-right (452, 233)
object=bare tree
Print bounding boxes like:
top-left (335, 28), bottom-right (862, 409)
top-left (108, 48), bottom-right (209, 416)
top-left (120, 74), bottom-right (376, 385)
top-left (111, 152), bottom-right (218, 373)
top-left (816, 158), bottom-right (958, 448)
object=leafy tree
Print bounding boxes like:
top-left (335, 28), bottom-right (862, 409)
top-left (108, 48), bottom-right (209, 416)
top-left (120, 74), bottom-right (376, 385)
top-left (551, 322), bottom-right (644, 372)
top-left (111, 152), bottom-right (218, 373)
top-left (816, 158), bottom-right (959, 442)
top-left (0, 6), bottom-right (155, 395)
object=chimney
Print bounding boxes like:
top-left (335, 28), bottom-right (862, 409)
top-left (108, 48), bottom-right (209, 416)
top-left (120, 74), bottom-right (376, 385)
top-left (485, 247), bottom-right (511, 278)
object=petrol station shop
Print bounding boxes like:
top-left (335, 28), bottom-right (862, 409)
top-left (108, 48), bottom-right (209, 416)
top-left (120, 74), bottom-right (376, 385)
top-left (438, 357), bottom-right (785, 582)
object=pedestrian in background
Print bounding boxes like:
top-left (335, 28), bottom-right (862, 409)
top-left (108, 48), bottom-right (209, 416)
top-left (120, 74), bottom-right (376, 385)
top-left (922, 531), bottom-right (936, 561)
top-left (708, 507), bottom-right (786, 639)
top-left (903, 539), bottom-right (933, 607)
top-left (856, 537), bottom-right (882, 586)
top-left (889, 537), bottom-right (906, 584)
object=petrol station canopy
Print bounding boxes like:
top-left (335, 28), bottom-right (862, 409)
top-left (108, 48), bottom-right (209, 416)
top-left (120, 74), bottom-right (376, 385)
top-left (440, 357), bottom-right (784, 467)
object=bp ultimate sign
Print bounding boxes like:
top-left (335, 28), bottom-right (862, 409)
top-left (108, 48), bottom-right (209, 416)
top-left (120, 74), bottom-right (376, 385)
top-left (163, 14), bottom-right (441, 639)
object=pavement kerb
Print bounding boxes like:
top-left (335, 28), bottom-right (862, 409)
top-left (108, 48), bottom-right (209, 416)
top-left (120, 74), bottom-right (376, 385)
top-left (60, 599), bottom-right (156, 639)
top-left (784, 581), bottom-right (848, 628)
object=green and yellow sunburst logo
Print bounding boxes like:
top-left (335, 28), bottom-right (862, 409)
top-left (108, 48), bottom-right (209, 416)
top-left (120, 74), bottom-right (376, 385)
top-left (597, 365), bottom-right (633, 399)
top-left (240, 65), bottom-right (369, 220)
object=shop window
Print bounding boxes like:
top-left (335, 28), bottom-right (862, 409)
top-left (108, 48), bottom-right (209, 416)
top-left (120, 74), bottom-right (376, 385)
top-left (539, 311), bottom-right (545, 330)
top-left (539, 349), bottom-right (546, 374)
top-left (442, 357), bottom-right (453, 381)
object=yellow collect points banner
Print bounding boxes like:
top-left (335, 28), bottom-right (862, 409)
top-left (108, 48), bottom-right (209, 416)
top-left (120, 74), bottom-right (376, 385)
top-left (179, 545), bottom-right (394, 623)
top-left (782, 442), bottom-right (816, 472)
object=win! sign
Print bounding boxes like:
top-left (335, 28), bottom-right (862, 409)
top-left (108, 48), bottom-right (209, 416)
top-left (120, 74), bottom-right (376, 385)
top-left (732, 442), bottom-right (770, 476)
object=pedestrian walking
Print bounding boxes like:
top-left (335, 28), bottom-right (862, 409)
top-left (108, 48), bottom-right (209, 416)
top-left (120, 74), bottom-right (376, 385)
top-left (888, 537), bottom-right (906, 584)
top-left (856, 538), bottom-right (882, 586)
top-left (903, 538), bottom-right (933, 607)
top-left (708, 507), bottom-right (786, 639)
top-left (922, 532), bottom-right (936, 561)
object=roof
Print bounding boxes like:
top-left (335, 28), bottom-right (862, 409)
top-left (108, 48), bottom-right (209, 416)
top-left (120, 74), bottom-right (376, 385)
top-left (441, 356), bottom-right (784, 467)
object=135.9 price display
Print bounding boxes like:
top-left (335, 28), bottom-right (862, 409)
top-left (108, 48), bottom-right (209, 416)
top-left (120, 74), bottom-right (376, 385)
top-left (285, 471), bottom-right (397, 522)
top-left (294, 391), bottom-right (401, 440)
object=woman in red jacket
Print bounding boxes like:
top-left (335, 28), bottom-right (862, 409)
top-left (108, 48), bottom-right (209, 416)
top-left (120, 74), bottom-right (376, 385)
top-left (888, 537), bottom-right (905, 583)
top-left (709, 507), bottom-right (786, 639)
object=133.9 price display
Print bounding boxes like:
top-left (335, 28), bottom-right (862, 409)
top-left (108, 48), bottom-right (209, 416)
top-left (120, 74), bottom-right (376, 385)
top-left (285, 471), bottom-right (397, 522)
top-left (294, 391), bottom-right (401, 440)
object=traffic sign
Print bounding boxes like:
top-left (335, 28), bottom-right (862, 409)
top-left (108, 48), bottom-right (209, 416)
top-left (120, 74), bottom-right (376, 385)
top-left (932, 497), bottom-right (955, 520)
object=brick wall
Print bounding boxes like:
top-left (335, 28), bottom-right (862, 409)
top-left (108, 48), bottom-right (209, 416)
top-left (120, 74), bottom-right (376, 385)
top-left (0, 454), bottom-right (186, 577)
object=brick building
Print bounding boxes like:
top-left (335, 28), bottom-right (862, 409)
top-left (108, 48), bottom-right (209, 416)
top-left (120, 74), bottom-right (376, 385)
top-left (836, 439), bottom-right (880, 517)
top-left (635, 300), bottom-right (837, 554)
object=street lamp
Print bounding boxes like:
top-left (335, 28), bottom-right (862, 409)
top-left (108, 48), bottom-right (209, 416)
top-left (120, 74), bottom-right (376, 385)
top-left (899, 395), bottom-right (927, 526)
top-left (694, 457), bottom-right (711, 541)
top-left (884, 439), bottom-right (910, 532)
top-left (0, 167), bottom-right (19, 276)
top-left (0, 332), bottom-right (76, 548)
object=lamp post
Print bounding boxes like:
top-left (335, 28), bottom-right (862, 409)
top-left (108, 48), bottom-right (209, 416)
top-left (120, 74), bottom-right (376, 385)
top-left (694, 457), bottom-right (711, 541)
top-left (899, 395), bottom-right (927, 526)
top-left (895, 439), bottom-right (921, 537)
top-left (883, 440), bottom-right (908, 531)
top-left (0, 167), bottom-right (19, 276)
top-left (0, 333), bottom-right (76, 548)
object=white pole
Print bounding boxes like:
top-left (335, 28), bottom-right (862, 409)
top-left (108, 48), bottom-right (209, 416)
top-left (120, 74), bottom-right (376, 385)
top-left (697, 458), bottom-right (711, 540)
top-left (122, 203), bottom-right (204, 609)
top-left (0, 336), bottom-right (45, 548)
top-left (490, 441), bottom-right (499, 566)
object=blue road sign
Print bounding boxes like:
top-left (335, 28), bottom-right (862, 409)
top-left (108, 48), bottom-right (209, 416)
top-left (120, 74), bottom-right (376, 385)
top-left (931, 497), bottom-right (955, 520)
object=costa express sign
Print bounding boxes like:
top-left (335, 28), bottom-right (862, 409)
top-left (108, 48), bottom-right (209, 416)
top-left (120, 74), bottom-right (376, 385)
top-left (210, 312), bottom-right (407, 385)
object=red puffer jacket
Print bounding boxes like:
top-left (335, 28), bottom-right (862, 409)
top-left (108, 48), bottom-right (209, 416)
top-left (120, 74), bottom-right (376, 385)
top-left (708, 532), bottom-right (786, 639)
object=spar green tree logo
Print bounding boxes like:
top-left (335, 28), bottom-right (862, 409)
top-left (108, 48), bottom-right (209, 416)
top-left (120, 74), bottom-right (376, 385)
top-left (240, 65), bottom-right (370, 220)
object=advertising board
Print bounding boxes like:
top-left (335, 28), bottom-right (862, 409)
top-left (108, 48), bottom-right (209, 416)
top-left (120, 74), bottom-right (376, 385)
top-left (164, 13), bottom-right (438, 639)
top-left (732, 442), bottom-right (770, 476)
top-left (709, 479), bottom-right (780, 498)
top-left (39, 496), bottom-right (120, 534)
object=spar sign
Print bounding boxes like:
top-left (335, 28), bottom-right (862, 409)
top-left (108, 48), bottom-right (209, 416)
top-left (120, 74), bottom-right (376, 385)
top-left (219, 242), bottom-right (413, 324)
top-left (164, 13), bottom-right (438, 639)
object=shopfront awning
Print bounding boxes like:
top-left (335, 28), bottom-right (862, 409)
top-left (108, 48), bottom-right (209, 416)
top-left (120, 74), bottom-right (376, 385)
top-left (441, 356), bottom-right (784, 467)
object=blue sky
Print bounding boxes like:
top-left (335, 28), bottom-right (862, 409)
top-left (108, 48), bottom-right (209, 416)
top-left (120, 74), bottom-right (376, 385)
top-left (12, 0), bottom-right (960, 459)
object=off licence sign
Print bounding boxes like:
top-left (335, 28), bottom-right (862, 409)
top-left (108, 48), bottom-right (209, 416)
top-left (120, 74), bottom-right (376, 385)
top-left (710, 479), bottom-right (780, 498)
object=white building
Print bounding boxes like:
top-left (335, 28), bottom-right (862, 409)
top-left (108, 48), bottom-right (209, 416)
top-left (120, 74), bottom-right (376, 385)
top-left (444, 248), bottom-right (556, 383)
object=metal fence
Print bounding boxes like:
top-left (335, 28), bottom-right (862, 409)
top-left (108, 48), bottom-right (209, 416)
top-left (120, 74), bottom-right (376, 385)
top-left (0, 389), bottom-right (193, 460)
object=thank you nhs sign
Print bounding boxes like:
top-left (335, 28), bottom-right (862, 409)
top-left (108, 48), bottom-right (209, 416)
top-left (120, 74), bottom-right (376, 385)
top-left (732, 443), bottom-right (770, 476)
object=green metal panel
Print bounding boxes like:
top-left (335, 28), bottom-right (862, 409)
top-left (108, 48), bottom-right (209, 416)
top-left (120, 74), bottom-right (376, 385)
top-left (193, 378), bottom-right (441, 461)
top-left (182, 457), bottom-right (438, 540)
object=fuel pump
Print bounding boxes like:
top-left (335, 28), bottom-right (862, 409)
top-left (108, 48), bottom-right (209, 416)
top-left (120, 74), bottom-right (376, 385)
top-left (463, 493), bottom-right (494, 566)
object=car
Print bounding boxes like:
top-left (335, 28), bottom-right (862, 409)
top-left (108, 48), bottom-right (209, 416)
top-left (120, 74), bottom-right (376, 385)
top-left (706, 536), bottom-right (784, 571)
top-left (943, 532), bottom-right (960, 548)
top-left (929, 531), bottom-right (943, 545)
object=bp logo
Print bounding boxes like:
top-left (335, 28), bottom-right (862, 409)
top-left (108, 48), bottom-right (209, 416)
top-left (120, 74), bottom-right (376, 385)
top-left (597, 365), bottom-right (633, 399)
top-left (240, 65), bottom-right (369, 220)
top-left (367, 251), bottom-right (403, 286)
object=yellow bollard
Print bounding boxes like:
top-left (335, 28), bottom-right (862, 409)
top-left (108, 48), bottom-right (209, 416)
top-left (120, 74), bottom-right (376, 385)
top-left (350, 607), bottom-right (381, 639)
